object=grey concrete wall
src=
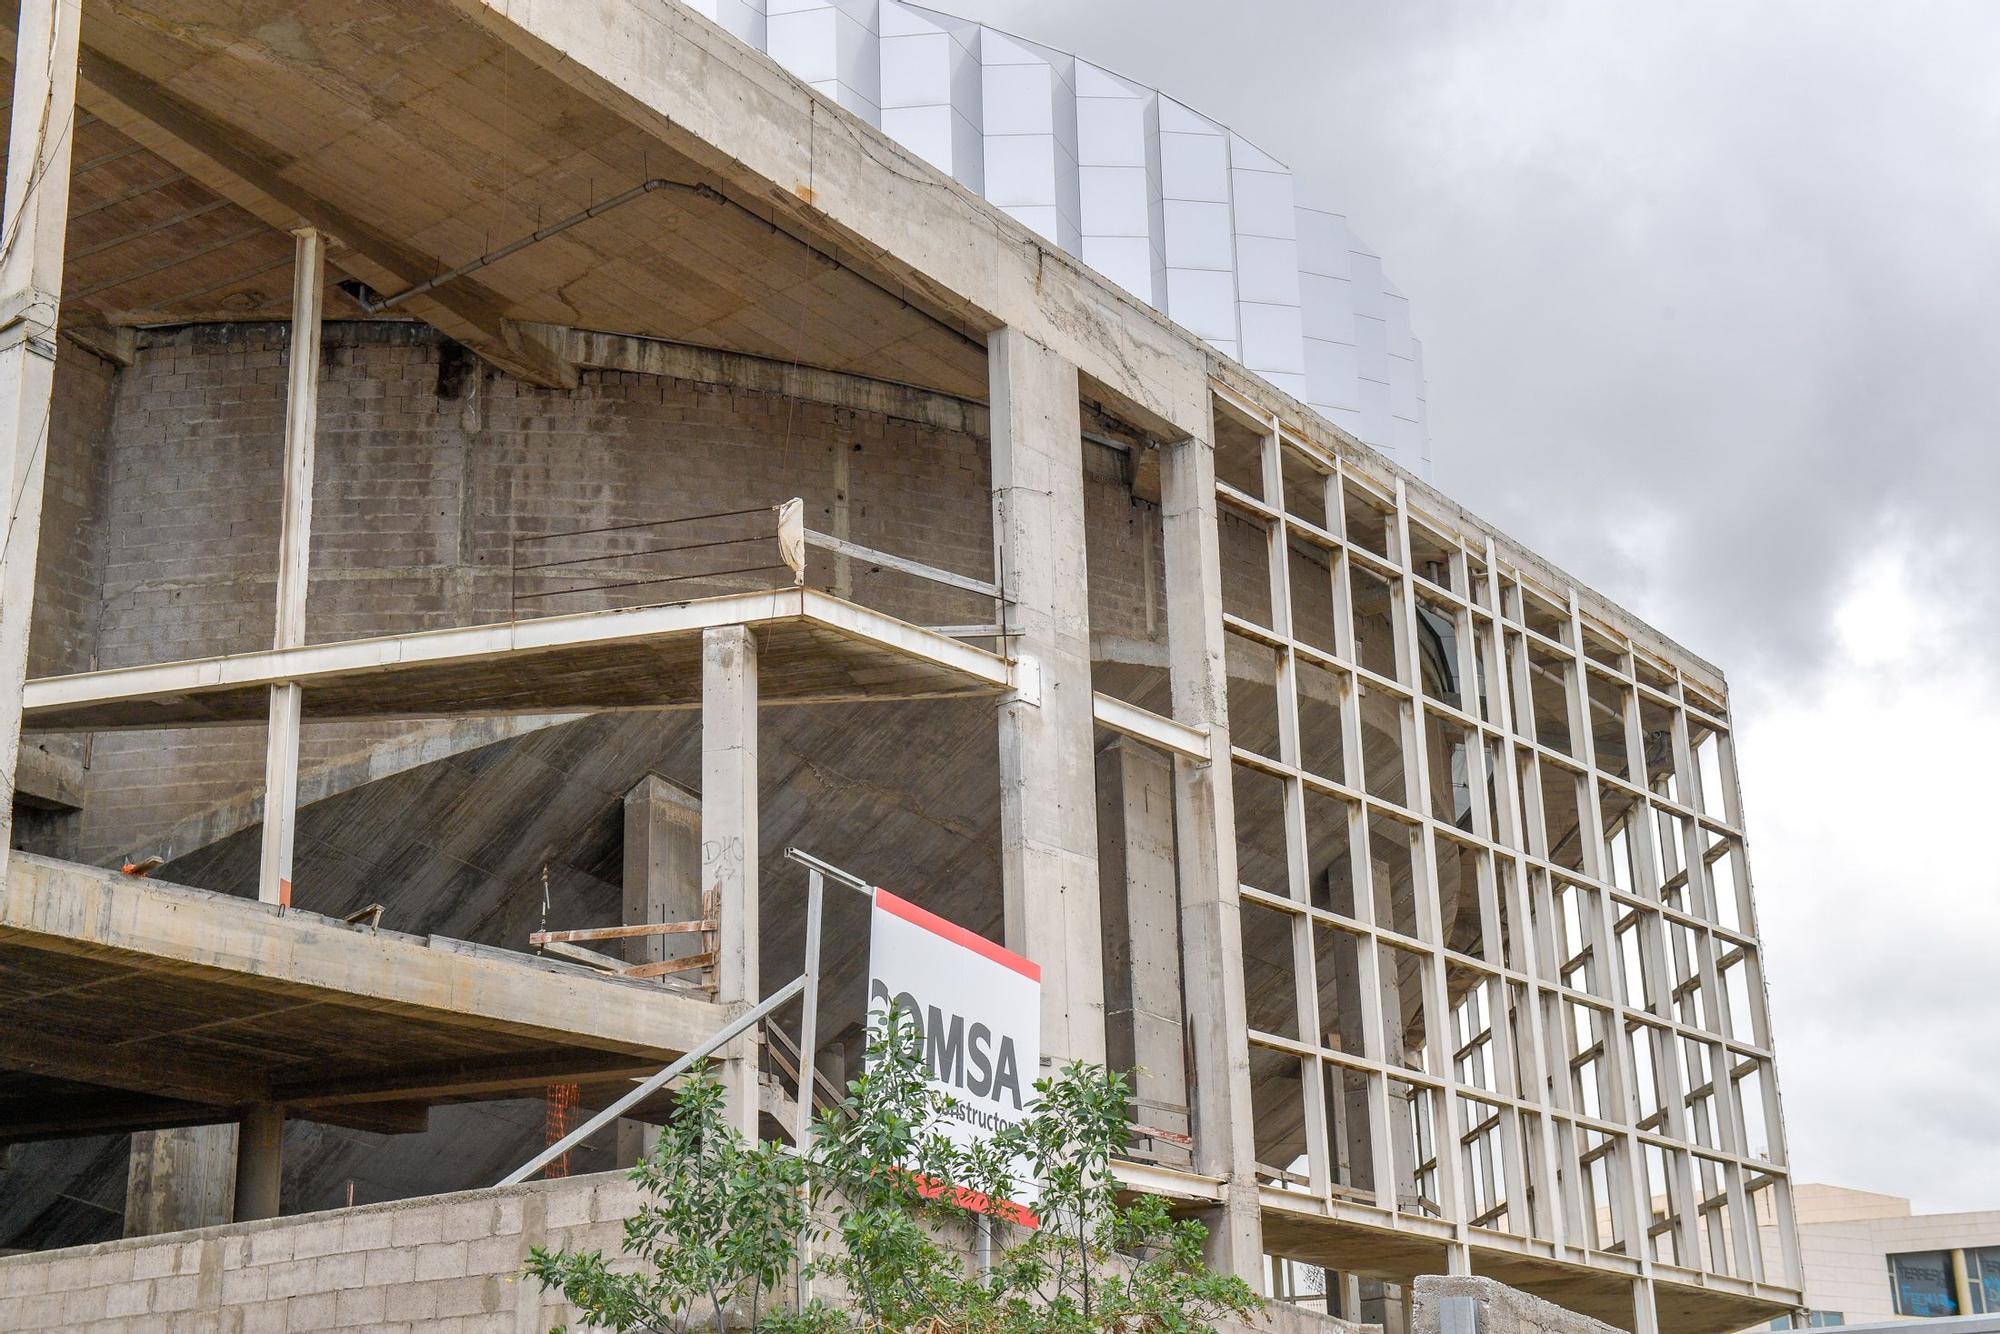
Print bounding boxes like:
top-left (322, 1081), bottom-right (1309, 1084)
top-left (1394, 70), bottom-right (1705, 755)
top-left (28, 321), bottom-right (1171, 868)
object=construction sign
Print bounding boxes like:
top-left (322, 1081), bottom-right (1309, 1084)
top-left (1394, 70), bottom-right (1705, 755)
top-left (866, 888), bottom-right (1040, 1225)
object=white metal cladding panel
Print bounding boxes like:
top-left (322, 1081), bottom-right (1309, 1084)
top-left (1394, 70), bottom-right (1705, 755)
top-left (685, 0), bottom-right (768, 45)
top-left (673, 0), bottom-right (1433, 473)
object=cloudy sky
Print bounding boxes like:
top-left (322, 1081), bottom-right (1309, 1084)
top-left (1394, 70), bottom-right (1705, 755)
top-left (945, 0), bottom-right (2000, 1211)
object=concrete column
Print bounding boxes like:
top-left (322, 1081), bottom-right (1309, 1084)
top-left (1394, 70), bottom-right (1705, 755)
top-left (125, 1123), bottom-right (238, 1236)
top-left (259, 228), bottom-right (324, 907)
top-left (702, 624), bottom-right (759, 1139)
top-left (1160, 419), bottom-right (1263, 1283)
top-left (232, 1105), bottom-right (284, 1222)
top-left (1095, 736), bottom-right (1189, 1164)
top-left (987, 326), bottom-right (1105, 1068)
top-left (618, 772), bottom-right (702, 1165)
top-left (0, 0), bottom-right (80, 864)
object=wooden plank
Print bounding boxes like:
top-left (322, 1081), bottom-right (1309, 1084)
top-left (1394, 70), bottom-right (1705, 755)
top-left (530, 919), bottom-right (715, 946)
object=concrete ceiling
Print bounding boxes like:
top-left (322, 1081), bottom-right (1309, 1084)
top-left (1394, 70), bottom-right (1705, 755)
top-left (5, 0), bottom-right (990, 394)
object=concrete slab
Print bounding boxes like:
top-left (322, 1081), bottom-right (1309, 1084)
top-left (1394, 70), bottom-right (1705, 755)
top-left (22, 589), bottom-right (1011, 732)
top-left (0, 854), bottom-right (730, 1143)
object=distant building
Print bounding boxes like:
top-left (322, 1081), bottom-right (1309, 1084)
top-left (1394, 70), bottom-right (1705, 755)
top-left (1754, 1186), bottom-right (2000, 1327)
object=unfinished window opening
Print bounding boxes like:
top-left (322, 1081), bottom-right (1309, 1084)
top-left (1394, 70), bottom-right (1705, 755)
top-left (1280, 446), bottom-right (1330, 530)
top-left (1707, 841), bottom-right (1746, 932)
top-left (1448, 966), bottom-right (1499, 1093)
top-left (1213, 406), bottom-right (1268, 500)
top-left (1342, 483), bottom-right (1394, 560)
top-left (1735, 1059), bottom-right (1774, 1161)
top-left (1696, 1154), bottom-right (1737, 1276)
top-left (1240, 897), bottom-right (1304, 1041)
top-left (1627, 1021), bottom-right (1664, 1125)
top-left (1655, 809), bottom-right (1691, 903)
top-left (1684, 684), bottom-right (1725, 721)
top-left (1538, 763), bottom-right (1588, 874)
top-left (1380, 941), bottom-right (1433, 1074)
top-left (1415, 595), bottom-right (1464, 711)
top-left (1552, 882), bottom-right (1603, 997)
top-left (1305, 789), bottom-right (1358, 918)
top-left (1638, 696), bottom-right (1680, 801)
top-left (1247, 1041), bottom-right (1311, 1192)
top-left (1720, 951), bottom-right (1758, 1045)
top-left (1683, 1040), bottom-right (1718, 1149)
top-left (1225, 631), bottom-right (1283, 760)
top-left (1388, 1077), bottom-right (1442, 1217)
top-left (1615, 911), bottom-right (1652, 1011)
top-left (1587, 676), bottom-right (1631, 780)
top-left (1356, 685), bottom-right (1409, 808)
top-left (1408, 523), bottom-right (1460, 595)
top-left (1671, 939), bottom-right (1710, 1034)
top-left (1295, 658), bottom-right (1346, 784)
top-left (1457, 1094), bottom-right (1510, 1230)
top-left (1232, 761), bottom-right (1291, 899)
top-left (1472, 631), bottom-right (1497, 724)
top-left (1691, 725), bottom-right (1730, 821)
top-left (1507, 982), bottom-right (1536, 1097)
top-left (1495, 863), bottom-right (1520, 971)
top-left (1349, 563), bottom-right (1400, 680)
top-left (1218, 508), bottom-right (1276, 628)
top-left (1526, 646), bottom-right (1575, 755)
top-left (1433, 834), bottom-right (1491, 961)
top-left (1634, 654), bottom-right (1678, 696)
top-left (1600, 788), bottom-right (1643, 891)
top-left (1314, 917), bottom-right (1368, 1057)
top-left (1287, 535), bottom-right (1339, 656)
top-left (1566, 1001), bottom-right (1611, 1119)
top-left (1581, 624), bottom-right (1625, 671)
top-left (1425, 715), bottom-right (1478, 831)
top-left (1520, 589), bottom-right (1571, 646)
top-left (1325, 1062), bottom-right (1379, 1201)
top-left (1645, 1144), bottom-right (1685, 1266)
top-left (1580, 1132), bottom-right (1626, 1254)
top-left (1468, 559), bottom-right (1492, 609)
top-left (1367, 813), bottom-right (1422, 940)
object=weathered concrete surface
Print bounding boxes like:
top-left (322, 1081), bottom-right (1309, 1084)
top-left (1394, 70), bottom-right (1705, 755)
top-left (0, 853), bottom-right (729, 1140)
top-left (0, 1171), bottom-right (627, 1332)
top-left (1414, 1276), bottom-right (1628, 1334)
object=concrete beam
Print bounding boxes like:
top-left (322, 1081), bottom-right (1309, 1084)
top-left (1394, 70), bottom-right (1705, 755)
top-left (618, 772), bottom-right (702, 1165)
top-left (1096, 737), bottom-right (1189, 1165)
top-left (45, 42), bottom-right (577, 389)
top-left (24, 589), bottom-right (1011, 731)
top-left (232, 1104), bottom-right (283, 1223)
top-left (0, 0), bottom-right (79, 865)
top-left (0, 854), bottom-right (728, 1060)
top-left (702, 625), bottom-right (760, 1138)
top-left (990, 327), bottom-right (1104, 1067)
top-left (1160, 422), bottom-right (1264, 1283)
top-left (125, 1124), bottom-right (236, 1237)
top-left (442, 0), bottom-right (1211, 440)
top-left (258, 228), bottom-right (324, 907)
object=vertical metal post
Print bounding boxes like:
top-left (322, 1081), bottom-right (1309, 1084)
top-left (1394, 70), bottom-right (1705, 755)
top-left (794, 868), bottom-right (824, 1306)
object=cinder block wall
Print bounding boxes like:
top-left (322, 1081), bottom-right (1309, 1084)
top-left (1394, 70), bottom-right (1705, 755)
top-left (0, 1171), bottom-right (636, 1333)
top-left (25, 322), bottom-right (1169, 867)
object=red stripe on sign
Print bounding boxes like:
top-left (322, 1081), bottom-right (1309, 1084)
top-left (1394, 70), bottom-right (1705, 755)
top-left (873, 888), bottom-right (1041, 981)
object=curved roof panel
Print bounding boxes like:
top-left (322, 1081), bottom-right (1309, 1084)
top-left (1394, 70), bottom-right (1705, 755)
top-left (680, 0), bottom-right (1431, 473)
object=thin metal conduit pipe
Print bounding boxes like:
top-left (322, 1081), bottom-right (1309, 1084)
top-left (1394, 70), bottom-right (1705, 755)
top-left (354, 177), bottom-right (988, 354)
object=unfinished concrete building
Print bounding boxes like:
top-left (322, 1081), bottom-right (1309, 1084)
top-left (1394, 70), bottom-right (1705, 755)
top-left (0, 2), bottom-right (1802, 1331)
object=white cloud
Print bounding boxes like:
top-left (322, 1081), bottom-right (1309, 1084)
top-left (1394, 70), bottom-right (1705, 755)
top-left (1739, 543), bottom-right (2000, 1210)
